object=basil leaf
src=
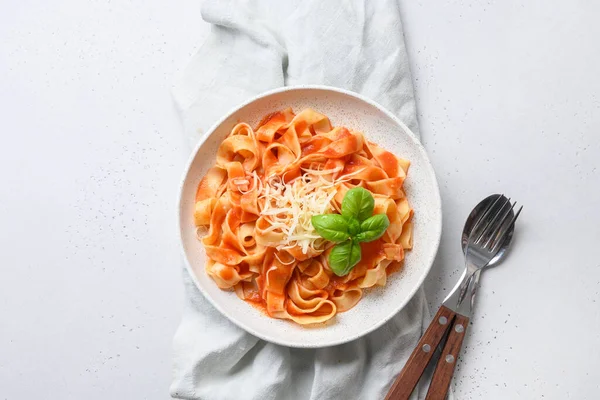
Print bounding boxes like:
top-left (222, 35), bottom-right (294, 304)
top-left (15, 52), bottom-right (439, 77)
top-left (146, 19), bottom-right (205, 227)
top-left (346, 216), bottom-right (361, 236)
top-left (311, 214), bottom-right (350, 243)
top-left (328, 240), bottom-right (362, 276)
top-left (341, 187), bottom-right (375, 222)
top-left (355, 214), bottom-right (390, 243)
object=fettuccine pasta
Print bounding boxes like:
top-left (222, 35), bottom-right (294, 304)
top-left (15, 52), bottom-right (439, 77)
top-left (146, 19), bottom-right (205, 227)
top-left (194, 108), bottom-right (413, 325)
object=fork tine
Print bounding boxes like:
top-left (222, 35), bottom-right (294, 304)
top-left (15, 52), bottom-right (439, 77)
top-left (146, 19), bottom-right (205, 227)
top-left (474, 196), bottom-right (511, 244)
top-left (469, 194), bottom-right (504, 238)
top-left (490, 205), bottom-right (523, 253)
top-left (470, 195), bottom-right (506, 242)
top-left (483, 201), bottom-right (517, 248)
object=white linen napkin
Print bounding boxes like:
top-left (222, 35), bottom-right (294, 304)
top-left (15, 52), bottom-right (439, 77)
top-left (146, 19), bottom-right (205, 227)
top-left (171, 1), bottom-right (449, 399)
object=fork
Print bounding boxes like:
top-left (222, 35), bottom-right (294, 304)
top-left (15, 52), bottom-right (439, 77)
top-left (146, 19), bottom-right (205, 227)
top-left (451, 195), bottom-right (523, 316)
top-left (385, 195), bottom-right (522, 400)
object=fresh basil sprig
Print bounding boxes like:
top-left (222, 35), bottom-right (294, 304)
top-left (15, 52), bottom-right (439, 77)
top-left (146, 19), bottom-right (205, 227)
top-left (341, 186), bottom-right (374, 221)
top-left (311, 187), bottom-right (390, 276)
top-left (328, 240), bottom-right (361, 276)
top-left (356, 214), bottom-right (389, 243)
top-left (310, 214), bottom-right (350, 243)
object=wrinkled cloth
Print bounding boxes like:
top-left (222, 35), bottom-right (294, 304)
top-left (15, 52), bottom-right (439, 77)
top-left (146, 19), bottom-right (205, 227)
top-left (171, 1), bottom-right (447, 399)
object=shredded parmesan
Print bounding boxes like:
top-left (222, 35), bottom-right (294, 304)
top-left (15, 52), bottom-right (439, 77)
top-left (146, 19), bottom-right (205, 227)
top-left (258, 166), bottom-right (365, 254)
top-left (236, 171), bottom-right (262, 195)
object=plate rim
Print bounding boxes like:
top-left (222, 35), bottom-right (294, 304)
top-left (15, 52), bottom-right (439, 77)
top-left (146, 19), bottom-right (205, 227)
top-left (177, 84), bottom-right (442, 348)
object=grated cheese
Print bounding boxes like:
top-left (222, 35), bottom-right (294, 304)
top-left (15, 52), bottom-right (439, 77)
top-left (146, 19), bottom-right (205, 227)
top-left (258, 166), bottom-right (365, 254)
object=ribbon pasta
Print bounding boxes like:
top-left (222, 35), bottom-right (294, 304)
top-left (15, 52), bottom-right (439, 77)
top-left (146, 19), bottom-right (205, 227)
top-left (194, 108), bottom-right (413, 325)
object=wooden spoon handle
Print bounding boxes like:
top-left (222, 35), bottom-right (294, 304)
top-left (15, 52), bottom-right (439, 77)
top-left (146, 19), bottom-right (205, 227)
top-left (425, 313), bottom-right (470, 400)
top-left (384, 306), bottom-right (456, 400)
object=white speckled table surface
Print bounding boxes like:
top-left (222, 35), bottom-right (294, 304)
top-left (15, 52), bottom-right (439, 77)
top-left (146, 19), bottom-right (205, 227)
top-left (1, 1), bottom-right (599, 399)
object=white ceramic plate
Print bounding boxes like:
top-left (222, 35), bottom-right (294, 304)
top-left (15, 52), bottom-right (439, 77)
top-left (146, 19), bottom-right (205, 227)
top-left (178, 86), bottom-right (442, 348)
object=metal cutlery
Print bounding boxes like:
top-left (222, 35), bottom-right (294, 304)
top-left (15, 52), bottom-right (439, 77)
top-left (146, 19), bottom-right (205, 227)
top-left (385, 194), bottom-right (522, 400)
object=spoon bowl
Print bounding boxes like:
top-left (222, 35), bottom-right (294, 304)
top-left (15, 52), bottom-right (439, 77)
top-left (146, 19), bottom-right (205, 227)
top-left (461, 194), bottom-right (515, 267)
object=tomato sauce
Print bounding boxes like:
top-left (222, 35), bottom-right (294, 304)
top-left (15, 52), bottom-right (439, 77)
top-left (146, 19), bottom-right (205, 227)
top-left (359, 239), bottom-right (386, 268)
top-left (256, 110), bottom-right (285, 129)
top-left (324, 276), bottom-right (347, 294)
top-left (378, 151), bottom-right (398, 177)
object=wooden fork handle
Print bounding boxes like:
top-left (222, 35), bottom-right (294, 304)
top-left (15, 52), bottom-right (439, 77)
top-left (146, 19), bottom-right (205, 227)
top-left (425, 313), bottom-right (470, 400)
top-left (385, 306), bottom-right (456, 400)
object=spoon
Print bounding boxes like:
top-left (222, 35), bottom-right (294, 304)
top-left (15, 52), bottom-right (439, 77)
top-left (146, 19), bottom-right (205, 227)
top-left (385, 193), bottom-right (523, 400)
top-left (461, 193), bottom-right (515, 267)
top-left (461, 194), bottom-right (519, 310)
